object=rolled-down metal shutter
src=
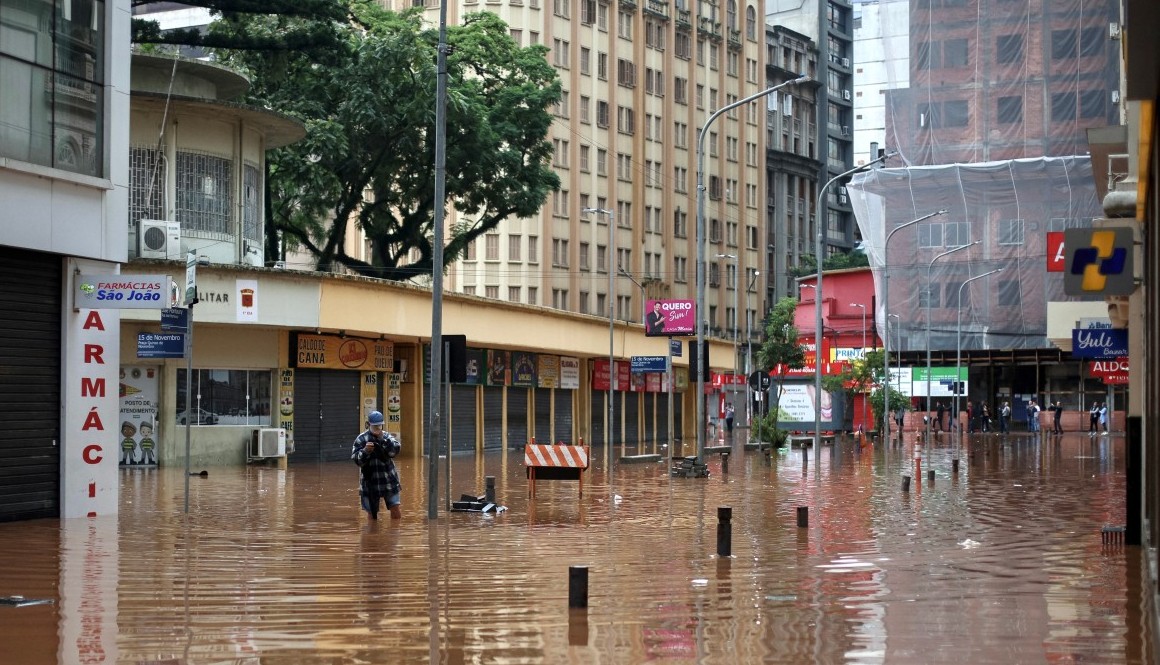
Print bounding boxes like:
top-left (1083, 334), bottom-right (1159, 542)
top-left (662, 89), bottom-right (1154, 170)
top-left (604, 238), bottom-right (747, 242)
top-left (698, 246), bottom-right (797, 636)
top-left (292, 369), bottom-right (360, 463)
top-left (642, 392), bottom-right (656, 445)
top-left (482, 387), bottom-right (504, 450)
top-left (507, 387), bottom-right (529, 447)
top-left (623, 392), bottom-right (640, 446)
top-left (534, 389), bottom-right (551, 443)
top-left (590, 388), bottom-right (608, 449)
top-left (553, 390), bottom-right (573, 444)
top-left (656, 394), bottom-right (670, 443)
top-left (0, 248), bottom-right (61, 521)
top-left (674, 395), bottom-right (684, 445)
top-left (450, 385), bottom-right (477, 454)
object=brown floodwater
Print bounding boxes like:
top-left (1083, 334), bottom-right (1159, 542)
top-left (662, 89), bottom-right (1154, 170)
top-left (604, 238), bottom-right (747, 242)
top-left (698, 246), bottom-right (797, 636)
top-left (0, 433), bottom-right (1153, 664)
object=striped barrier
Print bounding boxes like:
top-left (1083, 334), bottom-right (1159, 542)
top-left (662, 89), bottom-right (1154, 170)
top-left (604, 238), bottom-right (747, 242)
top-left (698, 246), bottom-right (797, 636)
top-left (525, 442), bottom-right (590, 498)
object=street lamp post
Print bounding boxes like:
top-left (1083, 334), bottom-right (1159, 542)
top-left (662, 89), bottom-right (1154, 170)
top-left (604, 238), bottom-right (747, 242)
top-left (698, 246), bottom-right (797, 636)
top-left (718, 253), bottom-right (738, 432)
top-left (888, 312), bottom-right (901, 433)
top-left (851, 302), bottom-right (866, 432)
top-left (619, 268), bottom-right (646, 323)
top-left (583, 207), bottom-right (616, 461)
top-left (746, 269), bottom-right (760, 426)
top-left (956, 269), bottom-right (1002, 453)
top-left (882, 210), bottom-right (947, 443)
top-left (814, 152), bottom-right (893, 457)
top-left (924, 240), bottom-right (979, 443)
top-left (697, 75), bottom-right (809, 463)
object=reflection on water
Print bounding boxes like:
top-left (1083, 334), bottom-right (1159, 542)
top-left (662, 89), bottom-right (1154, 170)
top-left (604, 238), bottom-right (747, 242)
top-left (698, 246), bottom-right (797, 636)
top-left (0, 434), bottom-right (1152, 664)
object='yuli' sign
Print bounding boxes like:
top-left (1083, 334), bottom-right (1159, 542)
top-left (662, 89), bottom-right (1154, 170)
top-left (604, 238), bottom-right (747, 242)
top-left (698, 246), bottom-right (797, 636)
top-left (1071, 328), bottom-right (1129, 358)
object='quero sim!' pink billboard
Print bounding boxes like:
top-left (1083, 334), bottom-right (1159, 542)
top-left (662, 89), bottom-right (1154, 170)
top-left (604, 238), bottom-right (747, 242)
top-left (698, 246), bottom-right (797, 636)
top-left (645, 299), bottom-right (696, 337)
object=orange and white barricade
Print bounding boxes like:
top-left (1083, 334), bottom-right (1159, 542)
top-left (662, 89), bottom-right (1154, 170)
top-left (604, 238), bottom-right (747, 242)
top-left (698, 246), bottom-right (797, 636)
top-left (525, 441), bottom-right (590, 498)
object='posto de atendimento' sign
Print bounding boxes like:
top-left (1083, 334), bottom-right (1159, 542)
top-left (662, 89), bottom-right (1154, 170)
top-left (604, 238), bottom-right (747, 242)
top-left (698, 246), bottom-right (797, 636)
top-left (75, 274), bottom-right (174, 309)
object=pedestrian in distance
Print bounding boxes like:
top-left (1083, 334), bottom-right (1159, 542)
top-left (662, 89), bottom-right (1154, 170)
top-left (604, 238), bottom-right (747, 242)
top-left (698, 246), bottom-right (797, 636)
top-left (1099, 402), bottom-right (1109, 435)
top-left (352, 410), bottom-right (402, 520)
top-left (999, 401), bottom-right (1011, 433)
top-left (981, 403), bottom-right (991, 432)
top-left (966, 402), bottom-right (974, 434)
top-left (1027, 400), bottom-right (1041, 433)
top-left (1089, 402), bottom-right (1100, 435)
top-left (937, 402), bottom-right (947, 432)
top-left (1050, 401), bottom-right (1064, 434)
top-left (725, 404), bottom-right (735, 435)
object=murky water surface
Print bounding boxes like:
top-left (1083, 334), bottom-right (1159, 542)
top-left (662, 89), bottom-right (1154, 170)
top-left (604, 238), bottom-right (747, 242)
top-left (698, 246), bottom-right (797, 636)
top-left (0, 434), bottom-right (1152, 664)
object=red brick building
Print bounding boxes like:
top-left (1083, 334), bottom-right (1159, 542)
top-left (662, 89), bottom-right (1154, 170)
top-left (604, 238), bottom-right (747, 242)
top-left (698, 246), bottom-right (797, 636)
top-left (883, 0), bottom-right (1120, 166)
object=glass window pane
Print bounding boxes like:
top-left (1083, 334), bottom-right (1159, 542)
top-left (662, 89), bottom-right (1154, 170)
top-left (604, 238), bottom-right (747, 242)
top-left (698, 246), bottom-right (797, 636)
top-left (52, 70), bottom-right (102, 176)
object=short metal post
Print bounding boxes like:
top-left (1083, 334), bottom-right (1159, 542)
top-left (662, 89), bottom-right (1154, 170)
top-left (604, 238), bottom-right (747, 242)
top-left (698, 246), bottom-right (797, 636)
top-left (717, 506), bottom-right (732, 557)
top-left (796, 506), bottom-right (808, 528)
top-left (902, 475), bottom-right (911, 492)
top-left (722, 451), bottom-right (730, 473)
top-left (927, 469), bottom-right (935, 483)
top-left (568, 566), bottom-right (589, 608)
top-left (485, 475), bottom-right (496, 505)
top-left (952, 458), bottom-right (959, 474)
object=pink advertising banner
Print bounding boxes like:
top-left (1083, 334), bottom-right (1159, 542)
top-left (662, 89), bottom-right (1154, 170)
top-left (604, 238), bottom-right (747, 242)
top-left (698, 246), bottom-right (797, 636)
top-left (645, 299), bottom-right (696, 337)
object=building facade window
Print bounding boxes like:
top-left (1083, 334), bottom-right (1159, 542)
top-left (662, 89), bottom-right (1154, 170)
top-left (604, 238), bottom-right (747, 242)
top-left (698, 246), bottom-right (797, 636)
top-left (176, 369), bottom-right (272, 427)
top-left (176, 151), bottom-right (233, 235)
top-left (0, 0), bottom-right (106, 177)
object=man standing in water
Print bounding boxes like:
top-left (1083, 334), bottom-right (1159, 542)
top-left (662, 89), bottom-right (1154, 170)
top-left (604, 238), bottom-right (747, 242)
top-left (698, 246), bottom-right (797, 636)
top-left (352, 410), bottom-right (402, 520)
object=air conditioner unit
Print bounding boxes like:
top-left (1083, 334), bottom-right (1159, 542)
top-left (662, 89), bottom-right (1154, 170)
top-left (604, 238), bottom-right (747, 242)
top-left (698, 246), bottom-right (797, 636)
top-left (138, 220), bottom-right (181, 260)
top-left (842, 89), bottom-right (852, 101)
top-left (243, 240), bottom-right (263, 267)
top-left (250, 428), bottom-right (287, 459)
top-left (841, 125), bottom-right (851, 136)
top-left (1109, 21), bottom-right (1120, 40)
top-left (841, 57), bottom-right (850, 67)
top-left (839, 193), bottom-right (848, 205)
top-left (1111, 90), bottom-right (1120, 104)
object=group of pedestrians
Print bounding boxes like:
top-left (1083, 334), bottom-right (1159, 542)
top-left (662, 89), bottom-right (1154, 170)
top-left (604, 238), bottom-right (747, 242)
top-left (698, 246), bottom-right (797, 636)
top-left (915, 398), bottom-right (1111, 435)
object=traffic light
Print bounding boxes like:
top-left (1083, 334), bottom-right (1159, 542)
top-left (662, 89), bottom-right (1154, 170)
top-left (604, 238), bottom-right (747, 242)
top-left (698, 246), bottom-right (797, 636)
top-left (688, 340), bottom-right (710, 382)
top-left (444, 334), bottom-right (467, 383)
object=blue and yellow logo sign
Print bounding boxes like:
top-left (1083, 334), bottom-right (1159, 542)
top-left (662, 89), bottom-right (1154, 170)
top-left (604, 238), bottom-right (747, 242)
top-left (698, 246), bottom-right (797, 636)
top-left (1063, 227), bottom-right (1135, 296)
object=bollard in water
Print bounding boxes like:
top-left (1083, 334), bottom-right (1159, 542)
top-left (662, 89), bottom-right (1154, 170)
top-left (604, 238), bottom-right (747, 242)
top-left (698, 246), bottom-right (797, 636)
top-left (902, 475), bottom-right (911, 492)
top-left (796, 506), bottom-right (809, 528)
top-left (927, 469), bottom-right (935, 483)
top-left (568, 566), bottom-right (589, 609)
top-left (717, 506), bottom-right (732, 557)
top-left (485, 475), bottom-right (496, 505)
top-left (952, 458), bottom-right (959, 474)
top-left (802, 445), bottom-right (808, 465)
top-left (722, 452), bottom-right (730, 473)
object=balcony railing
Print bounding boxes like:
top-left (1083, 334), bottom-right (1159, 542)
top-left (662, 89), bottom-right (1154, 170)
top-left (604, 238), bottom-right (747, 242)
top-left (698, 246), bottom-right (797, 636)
top-left (645, 0), bottom-right (669, 17)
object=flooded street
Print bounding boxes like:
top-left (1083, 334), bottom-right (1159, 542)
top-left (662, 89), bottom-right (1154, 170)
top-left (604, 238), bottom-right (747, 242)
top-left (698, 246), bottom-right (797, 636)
top-left (0, 433), bottom-right (1153, 664)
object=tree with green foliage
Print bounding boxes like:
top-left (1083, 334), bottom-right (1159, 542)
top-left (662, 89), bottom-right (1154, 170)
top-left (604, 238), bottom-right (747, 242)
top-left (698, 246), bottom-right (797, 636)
top-left (823, 348), bottom-right (881, 432)
top-left (788, 249), bottom-right (870, 278)
top-left (190, 2), bottom-right (560, 279)
top-left (752, 297), bottom-right (805, 444)
top-left (824, 349), bottom-right (908, 437)
top-left (132, 1), bottom-right (349, 53)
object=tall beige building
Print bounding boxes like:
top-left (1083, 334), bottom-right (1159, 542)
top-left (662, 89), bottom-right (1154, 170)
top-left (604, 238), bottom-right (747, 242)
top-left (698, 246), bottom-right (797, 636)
top-left (392, 0), bottom-right (769, 345)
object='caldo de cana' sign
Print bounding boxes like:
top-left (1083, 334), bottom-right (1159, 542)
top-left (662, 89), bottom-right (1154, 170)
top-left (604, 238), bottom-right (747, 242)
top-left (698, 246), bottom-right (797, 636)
top-left (75, 274), bottom-right (174, 309)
